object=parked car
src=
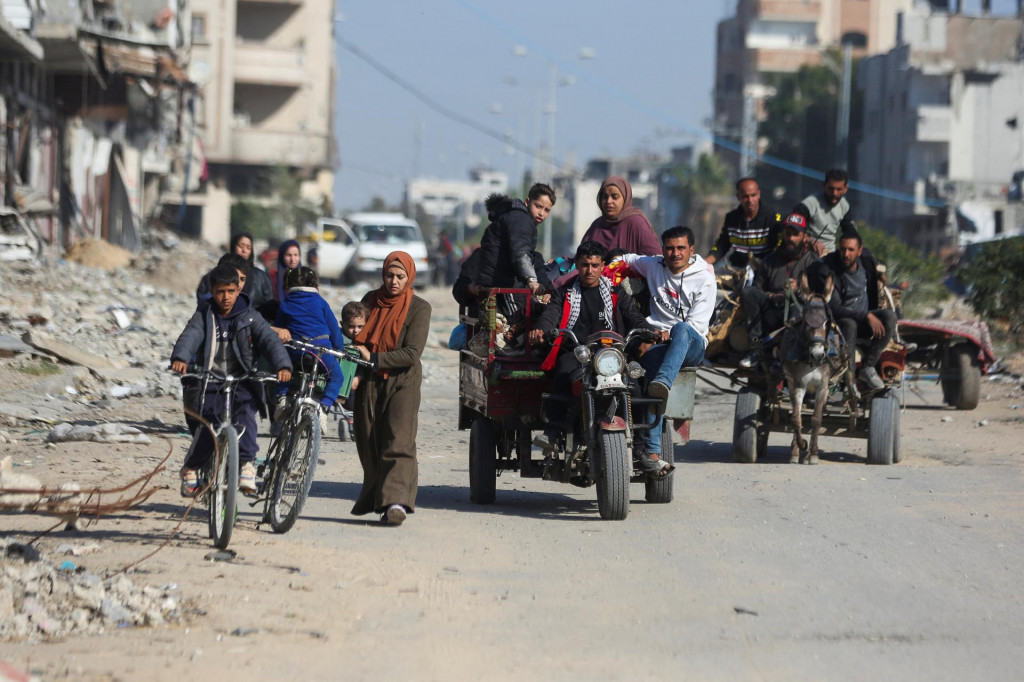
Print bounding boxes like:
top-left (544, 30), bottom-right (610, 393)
top-left (310, 217), bottom-right (359, 282)
top-left (345, 213), bottom-right (431, 287)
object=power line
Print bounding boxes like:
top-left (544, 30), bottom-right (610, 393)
top-left (335, 35), bottom-right (570, 175)
top-left (453, 0), bottom-right (942, 208)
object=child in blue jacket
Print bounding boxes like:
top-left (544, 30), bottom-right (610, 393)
top-left (274, 267), bottom-right (346, 421)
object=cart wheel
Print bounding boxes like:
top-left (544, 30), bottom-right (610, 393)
top-left (337, 417), bottom-right (348, 442)
top-left (733, 388), bottom-right (762, 463)
top-left (469, 418), bottom-right (496, 504)
top-left (867, 392), bottom-right (898, 465)
top-left (942, 344), bottom-right (981, 410)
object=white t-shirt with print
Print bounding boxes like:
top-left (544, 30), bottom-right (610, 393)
top-left (621, 253), bottom-right (717, 347)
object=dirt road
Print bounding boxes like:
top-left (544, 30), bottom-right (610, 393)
top-left (3, 285), bottom-right (1024, 681)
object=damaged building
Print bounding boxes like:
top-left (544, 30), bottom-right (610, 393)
top-left (1, 0), bottom-right (195, 258)
top-left (856, 0), bottom-right (1024, 256)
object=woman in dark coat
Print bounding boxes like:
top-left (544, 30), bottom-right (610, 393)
top-left (269, 239), bottom-right (302, 302)
top-left (349, 251), bottom-right (432, 526)
top-left (195, 233), bottom-right (275, 311)
top-left (230, 232), bottom-right (275, 309)
top-left (581, 176), bottom-right (661, 256)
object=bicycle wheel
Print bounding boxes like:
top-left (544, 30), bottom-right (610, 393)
top-left (268, 410), bottom-right (321, 533)
top-left (208, 426), bottom-right (239, 548)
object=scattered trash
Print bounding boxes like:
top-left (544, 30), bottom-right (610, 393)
top-left (979, 419), bottom-right (989, 427)
top-left (47, 422), bottom-right (152, 444)
top-left (733, 606), bottom-right (759, 616)
top-left (0, 538), bottom-right (186, 641)
top-left (231, 627), bottom-right (260, 637)
top-left (941, 416), bottom-right (953, 422)
top-left (203, 550), bottom-right (237, 563)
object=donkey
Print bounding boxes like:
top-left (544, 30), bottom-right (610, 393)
top-left (777, 274), bottom-right (847, 464)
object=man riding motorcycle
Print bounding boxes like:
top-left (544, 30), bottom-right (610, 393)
top-left (529, 240), bottom-right (652, 439)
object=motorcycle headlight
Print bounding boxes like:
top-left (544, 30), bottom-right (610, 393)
top-left (573, 345), bottom-right (592, 364)
top-left (594, 348), bottom-right (625, 377)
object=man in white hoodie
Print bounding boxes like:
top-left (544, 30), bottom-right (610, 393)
top-left (620, 226), bottom-right (717, 473)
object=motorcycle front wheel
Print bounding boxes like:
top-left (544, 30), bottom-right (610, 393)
top-left (596, 431), bottom-right (630, 520)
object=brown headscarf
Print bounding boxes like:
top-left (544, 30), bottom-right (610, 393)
top-left (355, 252), bottom-right (416, 370)
top-left (597, 175), bottom-right (648, 226)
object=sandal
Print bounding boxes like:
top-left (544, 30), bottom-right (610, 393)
top-left (180, 468), bottom-right (199, 497)
top-left (639, 454), bottom-right (675, 478)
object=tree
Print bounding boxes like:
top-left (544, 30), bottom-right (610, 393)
top-left (959, 236), bottom-right (1024, 344)
top-left (229, 166), bottom-right (322, 240)
top-left (755, 51), bottom-right (862, 210)
top-left (859, 225), bottom-right (947, 317)
top-left (671, 151), bottom-right (735, 247)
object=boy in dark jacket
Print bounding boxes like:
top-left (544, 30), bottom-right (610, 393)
top-left (171, 264), bottom-right (292, 496)
top-left (274, 267), bottom-right (347, 430)
top-left (474, 183), bottom-right (556, 319)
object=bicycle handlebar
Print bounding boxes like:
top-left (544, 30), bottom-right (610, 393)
top-left (285, 339), bottom-right (374, 367)
top-left (178, 370), bottom-right (280, 383)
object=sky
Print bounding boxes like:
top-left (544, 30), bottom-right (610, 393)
top-left (331, 0), bottom-right (728, 211)
top-left (330, 0), bottom-right (1023, 213)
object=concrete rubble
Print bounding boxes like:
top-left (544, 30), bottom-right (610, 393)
top-left (0, 232), bottom-right (448, 432)
top-left (0, 538), bottom-right (186, 641)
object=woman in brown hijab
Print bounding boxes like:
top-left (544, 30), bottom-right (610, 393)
top-left (581, 175), bottom-right (661, 256)
top-left (349, 251), bottom-right (432, 525)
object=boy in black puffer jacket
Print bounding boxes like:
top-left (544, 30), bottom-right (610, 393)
top-left (171, 264), bottom-right (292, 496)
top-left (474, 183), bottom-right (556, 319)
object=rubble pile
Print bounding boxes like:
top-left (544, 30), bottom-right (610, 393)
top-left (0, 237), bottom-right (219, 413)
top-left (0, 538), bottom-right (186, 640)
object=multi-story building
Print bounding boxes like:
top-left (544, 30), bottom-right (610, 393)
top-left (856, 2), bottom-right (1024, 252)
top-left (3, 0), bottom-right (193, 255)
top-left (406, 168), bottom-right (508, 240)
top-left (186, 0), bottom-right (336, 245)
top-left (713, 0), bottom-right (912, 174)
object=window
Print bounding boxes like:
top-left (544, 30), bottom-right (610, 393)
top-left (995, 210), bottom-right (1004, 235)
top-left (192, 13), bottom-right (207, 44)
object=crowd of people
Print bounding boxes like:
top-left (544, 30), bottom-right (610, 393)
top-left (167, 166), bottom-right (894, 526)
top-left (171, 235), bottom-right (430, 527)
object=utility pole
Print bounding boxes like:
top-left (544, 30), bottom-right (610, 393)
top-left (835, 42), bottom-right (853, 169)
top-left (740, 89), bottom-right (757, 177)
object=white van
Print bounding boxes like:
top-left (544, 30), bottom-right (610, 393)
top-left (345, 213), bottom-right (431, 287)
top-left (311, 216), bottom-right (359, 282)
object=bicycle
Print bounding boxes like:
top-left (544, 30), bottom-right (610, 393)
top-left (180, 369), bottom-right (278, 549)
top-left (256, 338), bottom-right (369, 533)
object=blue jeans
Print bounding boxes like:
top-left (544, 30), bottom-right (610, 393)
top-left (638, 322), bottom-right (705, 454)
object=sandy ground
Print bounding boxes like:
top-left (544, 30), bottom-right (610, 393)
top-left (2, 284), bottom-right (1024, 681)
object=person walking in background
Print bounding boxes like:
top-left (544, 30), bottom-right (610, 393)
top-left (270, 239), bottom-right (302, 302)
top-left (348, 252), bottom-right (432, 526)
top-left (581, 176), bottom-right (661, 256)
top-left (229, 232), bottom-right (275, 311)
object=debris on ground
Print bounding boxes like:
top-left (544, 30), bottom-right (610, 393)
top-left (0, 538), bottom-right (188, 641)
top-left (46, 422), bottom-right (152, 444)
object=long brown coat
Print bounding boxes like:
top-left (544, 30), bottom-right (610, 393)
top-left (351, 295), bottom-right (432, 515)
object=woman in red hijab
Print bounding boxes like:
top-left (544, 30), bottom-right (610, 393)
top-left (581, 175), bottom-right (661, 256)
top-left (349, 251), bottom-right (433, 525)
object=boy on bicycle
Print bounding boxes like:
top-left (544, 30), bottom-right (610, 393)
top-left (171, 264), bottom-right (292, 496)
top-left (274, 267), bottom-right (347, 432)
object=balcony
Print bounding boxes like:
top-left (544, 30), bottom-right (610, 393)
top-left (229, 127), bottom-right (329, 167)
top-left (233, 42), bottom-right (306, 88)
top-left (747, 0), bottom-right (821, 20)
top-left (916, 105), bottom-right (951, 143)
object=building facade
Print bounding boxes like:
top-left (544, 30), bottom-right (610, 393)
top-left (2, 0), bottom-right (193, 256)
top-left (713, 0), bottom-right (912, 174)
top-left (856, 2), bottom-right (1024, 252)
top-left (406, 168), bottom-right (508, 241)
top-left (186, 0), bottom-right (336, 245)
